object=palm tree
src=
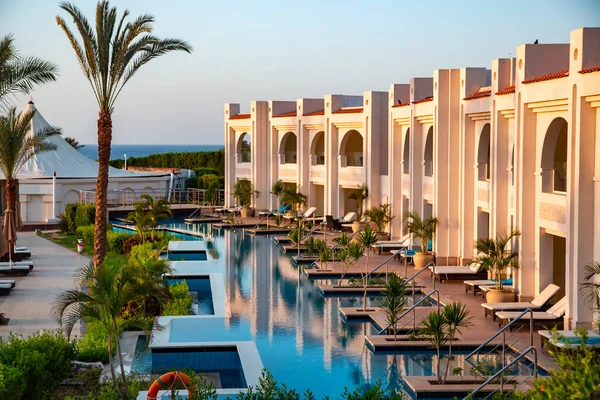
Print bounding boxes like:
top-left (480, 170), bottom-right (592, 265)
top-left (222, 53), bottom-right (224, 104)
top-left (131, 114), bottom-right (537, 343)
top-left (270, 180), bottom-right (284, 207)
top-left (0, 34), bottom-right (58, 110)
top-left (57, 1), bottom-right (192, 268)
top-left (358, 226), bottom-right (379, 311)
top-left (418, 310), bottom-right (449, 383)
top-left (582, 261), bottom-right (600, 323)
top-left (65, 136), bottom-right (84, 149)
top-left (404, 211), bottom-right (439, 254)
top-left (139, 194), bottom-right (172, 241)
top-left (379, 274), bottom-right (407, 341)
top-left (127, 209), bottom-right (152, 243)
top-left (348, 183), bottom-right (368, 220)
top-left (441, 302), bottom-right (472, 383)
top-left (469, 230), bottom-right (520, 290)
top-left (0, 108), bottom-right (59, 257)
top-left (281, 185), bottom-right (307, 212)
top-left (318, 246), bottom-right (332, 271)
top-left (125, 246), bottom-right (172, 316)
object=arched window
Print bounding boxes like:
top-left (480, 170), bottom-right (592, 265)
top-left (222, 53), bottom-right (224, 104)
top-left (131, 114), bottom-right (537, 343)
top-left (541, 118), bottom-right (568, 193)
top-left (340, 130), bottom-right (363, 167)
top-left (424, 127), bottom-right (433, 177)
top-left (280, 132), bottom-right (297, 164)
top-left (477, 124), bottom-right (491, 181)
top-left (310, 131), bottom-right (325, 165)
top-left (237, 133), bottom-right (251, 163)
top-left (403, 129), bottom-right (410, 174)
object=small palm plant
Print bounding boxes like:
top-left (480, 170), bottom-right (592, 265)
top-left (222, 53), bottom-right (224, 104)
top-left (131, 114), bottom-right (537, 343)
top-left (305, 237), bottom-right (317, 257)
top-left (127, 209), bottom-right (152, 243)
top-left (318, 244), bottom-right (332, 271)
top-left (379, 274), bottom-right (408, 340)
top-left (582, 261), bottom-right (600, 330)
top-left (358, 226), bottom-right (380, 311)
top-left (469, 230), bottom-right (520, 290)
top-left (281, 185), bottom-right (307, 213)
top-left (139, 194), bottom-right (173, 241)
top-left (348, 183), bottom-right (369, 220)
top-left (418, 310), bottom-right (448, 383)
top-left (403, 211), bottom-right (439, 254)
top-left (442, 302), bottom-right (472, 383)
top-left (270, 180), bottom-right (284, 207)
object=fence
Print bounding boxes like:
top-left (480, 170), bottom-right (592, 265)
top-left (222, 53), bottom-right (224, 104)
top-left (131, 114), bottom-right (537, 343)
top-left (79, 188), bottom-right (225, 207)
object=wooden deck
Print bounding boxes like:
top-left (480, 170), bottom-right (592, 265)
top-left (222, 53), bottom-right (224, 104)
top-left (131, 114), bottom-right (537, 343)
top-left (244, 227), bottom-right (293, 236)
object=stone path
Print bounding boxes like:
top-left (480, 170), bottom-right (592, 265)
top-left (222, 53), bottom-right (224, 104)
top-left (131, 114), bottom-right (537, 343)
top-left (0, 232), bottom-right (89, 339)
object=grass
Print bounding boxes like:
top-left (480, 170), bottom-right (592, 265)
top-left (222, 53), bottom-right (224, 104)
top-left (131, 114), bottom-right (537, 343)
top-left (41, 231), bottom-right (128, 266)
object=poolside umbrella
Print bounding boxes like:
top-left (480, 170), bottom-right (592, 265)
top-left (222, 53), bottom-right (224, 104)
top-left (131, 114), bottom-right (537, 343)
top-left (3, 209), bottom-right (17, 265)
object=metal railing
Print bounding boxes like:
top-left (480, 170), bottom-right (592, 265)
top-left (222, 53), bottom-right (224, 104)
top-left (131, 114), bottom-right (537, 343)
top-left (403, 261), bottom-right (435, 302)
top-left (378, 289), bottom-right (440, 335)
top-left (79, 188), bottom-right (225, 207)
top-left (312, 226), bottom-right (365, 269)
top-left (365, 252), bottom-right (398, 281)
top-left (467, 346), bottom-right (538, 399)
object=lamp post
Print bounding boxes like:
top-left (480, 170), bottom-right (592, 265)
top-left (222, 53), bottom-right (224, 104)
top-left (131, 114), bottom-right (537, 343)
top-left (124, 153), bottom-right (127, 170)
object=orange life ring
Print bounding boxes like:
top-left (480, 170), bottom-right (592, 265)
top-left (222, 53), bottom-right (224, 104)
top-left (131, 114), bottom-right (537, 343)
top-left (147, 371), bottom-right (195, 400)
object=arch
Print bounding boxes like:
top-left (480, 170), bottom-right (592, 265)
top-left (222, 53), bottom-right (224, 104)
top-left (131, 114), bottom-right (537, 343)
top-left (142, 187), bottom-right (155, 196)
top-left (280, 132), bottom-right (297, 164)
top-left (541, 117), bottom-right (568, 193)
top-left (340, 130), bottom-right (363, 167)
top-left (403, 128), bottom-right (410, 174)
top-left (310, 131), bottom-right (325, 165)
top-left (423, 127), bottom-right (433, 177)
top-left (237, 133), bottom-right (251, 163)
top-left (477, 123), bottom-right (491, 181)
top-left (63, 189), bottom-right (79, 205)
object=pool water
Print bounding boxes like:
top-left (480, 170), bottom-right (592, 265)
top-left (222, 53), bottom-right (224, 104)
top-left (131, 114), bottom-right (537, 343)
top-left (558, 336), bottom-right (600, 345)
top-left (135, 226), bottom-right (541, 398)
top-left (161, 251), bottom-right (209, 261)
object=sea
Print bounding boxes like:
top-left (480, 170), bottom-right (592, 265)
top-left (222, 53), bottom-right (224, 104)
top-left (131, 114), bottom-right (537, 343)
top-left (78, 144), bottom-right (224, 160)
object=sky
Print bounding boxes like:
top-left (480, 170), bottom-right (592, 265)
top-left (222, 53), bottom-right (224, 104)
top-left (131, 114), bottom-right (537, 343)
top-left (1, 0), bottom-right (599, 145)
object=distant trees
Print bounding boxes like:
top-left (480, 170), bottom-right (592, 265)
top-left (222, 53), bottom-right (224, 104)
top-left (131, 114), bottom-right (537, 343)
top-left (109, 150), bottom-right (225, 176)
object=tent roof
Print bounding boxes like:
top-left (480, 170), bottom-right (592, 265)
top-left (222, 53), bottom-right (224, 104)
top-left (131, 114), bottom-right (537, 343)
top-left (1, 102), bottom-right (169, 180)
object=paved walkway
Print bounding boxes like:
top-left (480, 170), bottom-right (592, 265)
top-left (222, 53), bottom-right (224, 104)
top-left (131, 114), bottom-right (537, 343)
top-left (0, 232), bottom-right (89, 339)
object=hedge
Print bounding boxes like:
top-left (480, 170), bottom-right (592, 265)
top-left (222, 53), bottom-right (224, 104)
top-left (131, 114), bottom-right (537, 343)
top-left (109, 150), bottom-right (225, 175)
top-left (76, 225), bottom-right (94, 247)
top-left (162, 281), bottom-right (193, 316)
top-left (65, 203), bottom-right (78, 233)
top-left (75, 322), bottom-right (111, 364)
top-left (75, 204), bottom-right (95, 229)
top-left (107, 231), bottom-right (130, 254)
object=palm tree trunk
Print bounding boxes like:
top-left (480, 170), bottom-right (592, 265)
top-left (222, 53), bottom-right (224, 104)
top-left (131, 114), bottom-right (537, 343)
top-left (443, 336), bottom-right (454, 384)
top-left (5, 178), bottom-right (17, 258)
top-left (94, 111), bottom-right (112, 268)
top-left (436, 347), bottom-right (441, 383)
top-left (106, 325), bottom-right (119, 390)
top-left (362, 254), bottom-right (369, 311)
top-left (113, 318), bottom-right (128, 388)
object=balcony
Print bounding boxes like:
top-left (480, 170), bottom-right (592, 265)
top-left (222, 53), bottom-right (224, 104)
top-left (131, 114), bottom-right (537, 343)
top-left (340, 152), bottom-right (363, 167)
top-left (339, 166), bottom-right (363, 186)
top-left (402, 173), bottom-right (409, 196)
top-left (477, 180), bottom-right (490, 205)
top-left (310, 165), bottom-right (325, 182)
top-left (539, 191), bottom-right (567, 229)
top-left (236, 164), bottom-right (251, 179)
top-left (423, 176), bottom-right (433, 199)
top-left (279, 164), bottom-right (297, 181)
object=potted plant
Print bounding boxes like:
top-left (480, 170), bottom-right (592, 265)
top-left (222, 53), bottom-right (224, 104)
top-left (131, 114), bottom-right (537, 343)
top-left (281, 185), bottom-right (307, 218)
top-left (364, 203), bottom-right (394, 240)
top-left (582, 261), bottom-right (600, 333)
top-left (348, 183), bottom-right (368, 232)
top-left (337, 241), bottom-right (363, 287)
top-left (469, 230), bottom-right (520, 303)
top-left (232, 179), bottom-right (259, 218)
top-left (403, 211), bottom-right (439, 269)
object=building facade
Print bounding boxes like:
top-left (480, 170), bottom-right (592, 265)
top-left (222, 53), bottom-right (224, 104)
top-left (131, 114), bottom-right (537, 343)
top-left (224, 27), bottom-right (600, 329)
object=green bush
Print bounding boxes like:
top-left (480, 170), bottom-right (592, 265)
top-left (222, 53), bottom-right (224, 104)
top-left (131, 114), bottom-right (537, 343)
top-left (76, 225), bottom-right (95, 247)
top-left (108, 150), bottom-right (225, 175)
top-left (75, 204), bottom-right (95, 229)
top-left (65, 203), bottom-right (79, 233)
top-left (162, 281), bottom-right (193, 316)
top-left (0, 331), bottom-right (76, 399)
top-left (107, 230), bottom-right (130, 254)
top-left (0, 364), bottom-right (26, 400)
top-left (128, 242), bottom-right (155, 262)
top-left (76, 322), bottom-right (111, 364)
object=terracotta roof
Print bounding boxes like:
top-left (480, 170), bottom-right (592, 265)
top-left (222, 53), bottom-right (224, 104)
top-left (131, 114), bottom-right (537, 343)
top-left (579, 65), bottom-right (600, 74)
top-left (303, 109), bottom-right (325, 116)
top-left (522, 69), bottom-right (569, 84)
top-left (229, 113), bottom-right (251, 120)
top-left (496, 85), bottom-right (516, 95)
top-left (391, 103), bottom-right (410, 108)
top-left (332, 107), bottom-right (364, 114)
top-left (464, 89), bottom-right (492, 101)
top-left (412, 97), bottom-right (433, 104)
top-left (273, 111), bottom-right (297, 118)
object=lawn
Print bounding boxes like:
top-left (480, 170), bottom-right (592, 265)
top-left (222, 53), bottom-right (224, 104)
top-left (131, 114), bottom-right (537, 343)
top-left (41, 231), bottom-right (128, 266)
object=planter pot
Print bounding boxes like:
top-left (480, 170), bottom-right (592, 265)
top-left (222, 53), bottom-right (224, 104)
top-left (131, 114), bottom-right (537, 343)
top-left (352, 221), bottom-right (365, 233)
top-left (377, 232), bottom-right (390, 241)
top-left (486, 288), bottom-right (516, 303)
top-left (413, 252), bottom-right (434, 269)
top-left (241, 207), bottom-right (254, 218)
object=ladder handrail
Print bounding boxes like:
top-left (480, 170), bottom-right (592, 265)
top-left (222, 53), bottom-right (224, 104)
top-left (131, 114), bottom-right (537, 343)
top-left (365, 252), bottom-right (398, 279)
top-left (188, 207), bottom-right (202, 218)
top-left (378, 289), bottom-right (440, 334)
top-left (253, 214), bottom-right (270, 229)
top-left (300, 223), bottom-right (322, 242)
top-left (465, 308), bottom-right (535, 362)
top-left (468, 346), bottom-right (538, 398)
top-left (311, 226), bottom-right (365, 269)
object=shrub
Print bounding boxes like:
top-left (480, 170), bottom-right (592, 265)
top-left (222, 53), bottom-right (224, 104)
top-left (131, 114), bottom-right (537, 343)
top-left (76, 225), bottom-right (95, 247)
top-left (0, 364), bottom-right (26, 400)
top-left (122, 236), bottom-right (143, 255)
top-left (76, 322), bottom-right (111, 364)
top-left (0, 331), bottom-right (76, 399)
top-left (75, 204), bottom-right (95, 229)
top-left (108, 150), bottom-right (225, 176)
top-left (65, 203), bottom-right (79, 233)
top-left (162, 281), bottom-right (192, 316)
top-left (107, 230), bottom-right (130, 254)
top-left (128, 242), bottom-right (155, 262)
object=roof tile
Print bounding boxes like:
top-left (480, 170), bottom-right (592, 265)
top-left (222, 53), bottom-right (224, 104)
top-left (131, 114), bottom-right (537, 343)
top-left (522, 69), bottom-right (569, 84)
top-left (496, 85), bottom-right (516, 95)
top-left (302, 109), bottom-right (325, 116)
top-left (412, 97), bottom-right (433, 104)
top-left (229, 113), bottom-right (251, 120)
top-left (273, 111), bottom-right (297, 118)
top-left (464, 89), bottom-right (492, 101)
top-left (579, 65), bottom-right (600, 74)
top-left (332, 107), bottom-right (364, 114)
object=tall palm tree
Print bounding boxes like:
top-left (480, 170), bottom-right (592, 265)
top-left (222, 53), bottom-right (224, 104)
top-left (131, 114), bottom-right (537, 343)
top-left (270, 180), bottom-right (284, 207)
top-left (441, 302), bottom-right (472, 384)
top-left (139, 193), bottom-right (172, 240)
top-left (57, 1), bottom-right (192, 268)
top-left (64, 136), bottom-right (84, 149)
top-left (0, 34), bottom-right (59, 110)
top-left (281, 185), bottom-right (307, 212)
top-left (0, 108), bottom-right (58, 255)
top-left (358, 226), bottom-right (379, 311)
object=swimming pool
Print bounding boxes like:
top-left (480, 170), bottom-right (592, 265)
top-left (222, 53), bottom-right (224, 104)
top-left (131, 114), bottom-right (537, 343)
top-left (161, 250), bottom-right (209, 261)
top-left (138, 227), bottom-right (541, 398)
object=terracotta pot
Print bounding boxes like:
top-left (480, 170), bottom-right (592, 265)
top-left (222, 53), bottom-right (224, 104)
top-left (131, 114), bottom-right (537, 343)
top-left (377, 232), bottom-right (390, 241)
top-left (486, 288), bottom-right (516, 303)
top-left (413, 252), bottom-right (434, 269)
top-left (592, 321), bottom-right (600, 334)
top-left (352, 221), bottom-right (364, 233)
top-left (241, 207), bottom-right (254, 218)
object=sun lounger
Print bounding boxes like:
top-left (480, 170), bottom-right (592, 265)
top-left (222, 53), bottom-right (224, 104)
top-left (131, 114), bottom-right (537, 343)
top-left (495, 297), bottom-right (567, 330)
top-left (0, 283), bottom-right (13, 295)
top-left (14, 248), bottom-right (31, 259)
top-left (0, 280), bottom-right (16, 288)
top-left (284, 207), bottom-right (318, 222)
top-left (0, 264), bottom-right (30, 275)
top-left (539, 329), bottom-right (600, 349)
top-left (481, 284), bottom-right (560, 319)
top-left (371, 236), bottom-right (410, 255)
top-left (0, 261), bottom-right (34, 268)
top-left (464, 279), bottom-right (513, 296)
top-left (430, 264), bottom-right (488, 283)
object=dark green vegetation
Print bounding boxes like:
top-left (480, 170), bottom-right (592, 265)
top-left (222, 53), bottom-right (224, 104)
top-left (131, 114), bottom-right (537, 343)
top-left (109, 150), bottom-right (225, 176)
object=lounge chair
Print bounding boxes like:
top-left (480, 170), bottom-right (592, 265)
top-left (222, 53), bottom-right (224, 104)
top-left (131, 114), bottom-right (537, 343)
top-left (391, 248), bottom-right (416, 264)
top-left (430, 264), bottom-right (488, 283)
top-left (481, 284), bottom-right (560, 319)
top-left (0, 283), bottom-right (13, 295)
top-left (0, 280), bottom-right (16, 288)
top-left (539, 329), bottom-right (600, 349)
top-left (371, 235), bottom-right (410, 255)
top-left (325, 215), bottom-right (342, 231)
top-left (15, 247), bottom-right (31, 259)
top-left (495, 297), bottom-right (567, 330)
top-left (464, 279), bottom-right (513, 296)
top-left (284, 207), bottom-right (318, 222)
top-left (0, 261), bottom-right (34, 269)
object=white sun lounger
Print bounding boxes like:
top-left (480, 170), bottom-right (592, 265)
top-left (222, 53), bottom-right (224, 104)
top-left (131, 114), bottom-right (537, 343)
top-left (0, 280), bottom-right (16, 288)
top-left (371, 235), bottom-right (410, 254)
top-left (283, 207), bottom-right (318, 221)
top-left (0, 261), bottom-right (34, 268)
top-left (495, 297), bottom-right (567, 329)
top-left (481, 284), bottom-right (560, 319)
top-left (430, 264), bottom-right (488, 282)
top-left (539, 329), bottom-right (600, 349)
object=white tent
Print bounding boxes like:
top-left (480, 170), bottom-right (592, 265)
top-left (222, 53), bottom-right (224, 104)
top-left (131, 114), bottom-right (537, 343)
top-left (0, 101), bottom-right (166, 180)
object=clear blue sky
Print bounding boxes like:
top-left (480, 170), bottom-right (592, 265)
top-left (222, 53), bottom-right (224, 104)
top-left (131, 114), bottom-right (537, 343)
top-left (1, 0), bottom-right (599, 145)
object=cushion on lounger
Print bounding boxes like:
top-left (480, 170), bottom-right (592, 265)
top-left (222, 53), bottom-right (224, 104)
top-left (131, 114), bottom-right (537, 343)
top-left (531, 284), bottom-right (560, 307)
top-left (468, 263), bottom-right (481, 273)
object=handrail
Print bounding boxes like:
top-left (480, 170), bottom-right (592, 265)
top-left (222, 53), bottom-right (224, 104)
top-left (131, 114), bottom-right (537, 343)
top-left (365, 252), bottom-right (397, 280)
top-left (468, 346), bottom-right (538, 398)
top-left (403, 261), bottom-right (435, 301)
top-left (300, 223), bottom-right (322, 242)
top-left (253, 214), bottom-right (270, 229)
top-left (465, 308), bottom-right (535, 363)
top-left (311, 226), bottom-right (365, 269)
top-left (378, 289), bottom-right (440, 334)
top-left (188, 207), bottom-right (202, 219)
